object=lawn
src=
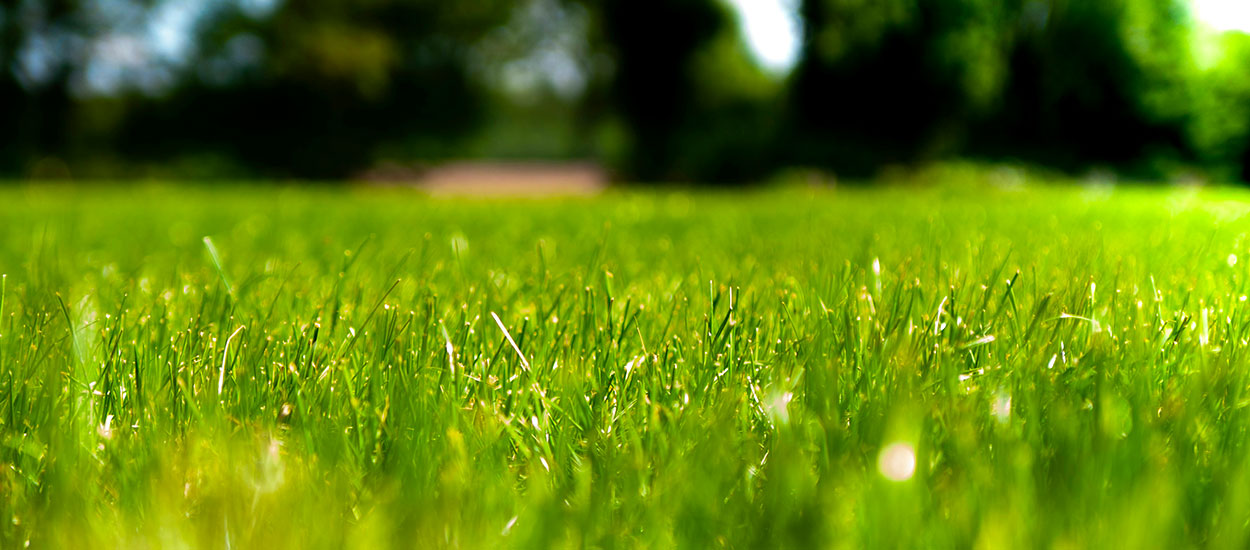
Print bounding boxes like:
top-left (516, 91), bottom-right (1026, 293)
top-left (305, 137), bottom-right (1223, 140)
top-left (3, 182), bottom-right (1250, 548)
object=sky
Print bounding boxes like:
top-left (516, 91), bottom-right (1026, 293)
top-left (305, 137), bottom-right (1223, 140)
top-left (726, 0), bottom-right (1250, 77)
top-left (725, 0), bottom-right (801, 75)
top-left (1191, 0), bottom-right (1250, 32)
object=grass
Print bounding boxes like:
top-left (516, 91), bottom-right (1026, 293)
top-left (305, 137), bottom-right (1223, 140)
top-left (3, 182), bottom-right (1250, 548)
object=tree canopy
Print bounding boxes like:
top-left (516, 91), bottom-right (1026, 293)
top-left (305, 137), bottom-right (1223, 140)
top-left (2, 0), bottom-right (1249, 182)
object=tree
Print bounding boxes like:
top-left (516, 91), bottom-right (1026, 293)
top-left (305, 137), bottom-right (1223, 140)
top-left (575, 0), bottom-right (741, 181)
top-left (789, 0), bottom-right (1195, 177)
top-left (0, 0), bottom-right (95, 174)
top-left (788, 0), bottom-right (1014, 176)
top-left (1186, 32), bottom-right (1250, 181)
top-left (970, 0), bottom-right (1194, 173)
top-left (121, 0), bottom-right (513, 178)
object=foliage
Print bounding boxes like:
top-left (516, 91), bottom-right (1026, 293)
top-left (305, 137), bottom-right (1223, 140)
top-left (120, 0), bottom-right (514, 178)
top-left (1189, 32), bottom-right (1250, 181)
top-left (788, 0), bottom-right (1199, 176)
top-left (4, 0), bottom-right (1250, 181)
top-left (968, 0), bottom-right (1194, 171)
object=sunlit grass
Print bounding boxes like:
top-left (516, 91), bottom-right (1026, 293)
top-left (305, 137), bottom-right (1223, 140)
top-left (3, 182), bottom-right (1250, 548)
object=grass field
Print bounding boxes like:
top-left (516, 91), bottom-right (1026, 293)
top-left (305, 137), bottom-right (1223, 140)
top-left (3, 182), bottom-right (1250, 548)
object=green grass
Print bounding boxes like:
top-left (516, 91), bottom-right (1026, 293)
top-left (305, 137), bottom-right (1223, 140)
top-left (3, 182), bottom-right (1250, 548)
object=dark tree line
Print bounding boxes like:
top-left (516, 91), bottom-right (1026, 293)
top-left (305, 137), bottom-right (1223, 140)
top-left (2, 0), bottom-right (1249, 182)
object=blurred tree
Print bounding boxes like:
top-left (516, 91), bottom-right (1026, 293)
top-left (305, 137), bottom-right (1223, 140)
top-left (0, 0), bottom-right (1236, 183)
top-left (568, 0), bottom-right (784, 182)
top-left (789, 0), bottom-right (1195, 178)
top-left (574, 0), bottom-right (726, 181)
top-left (456, 0), bottom-right (601, 161)
top-left (0, 0), bottom-right (88, 174)
top-left (788, 0), bottom-right (1014, 176)
top-left (1188, 32), bottom-right (1250, 181)
top-left (969, 0), bottom-right (1194, 173)
top-left (121, 0), bottom-right (513, 178)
